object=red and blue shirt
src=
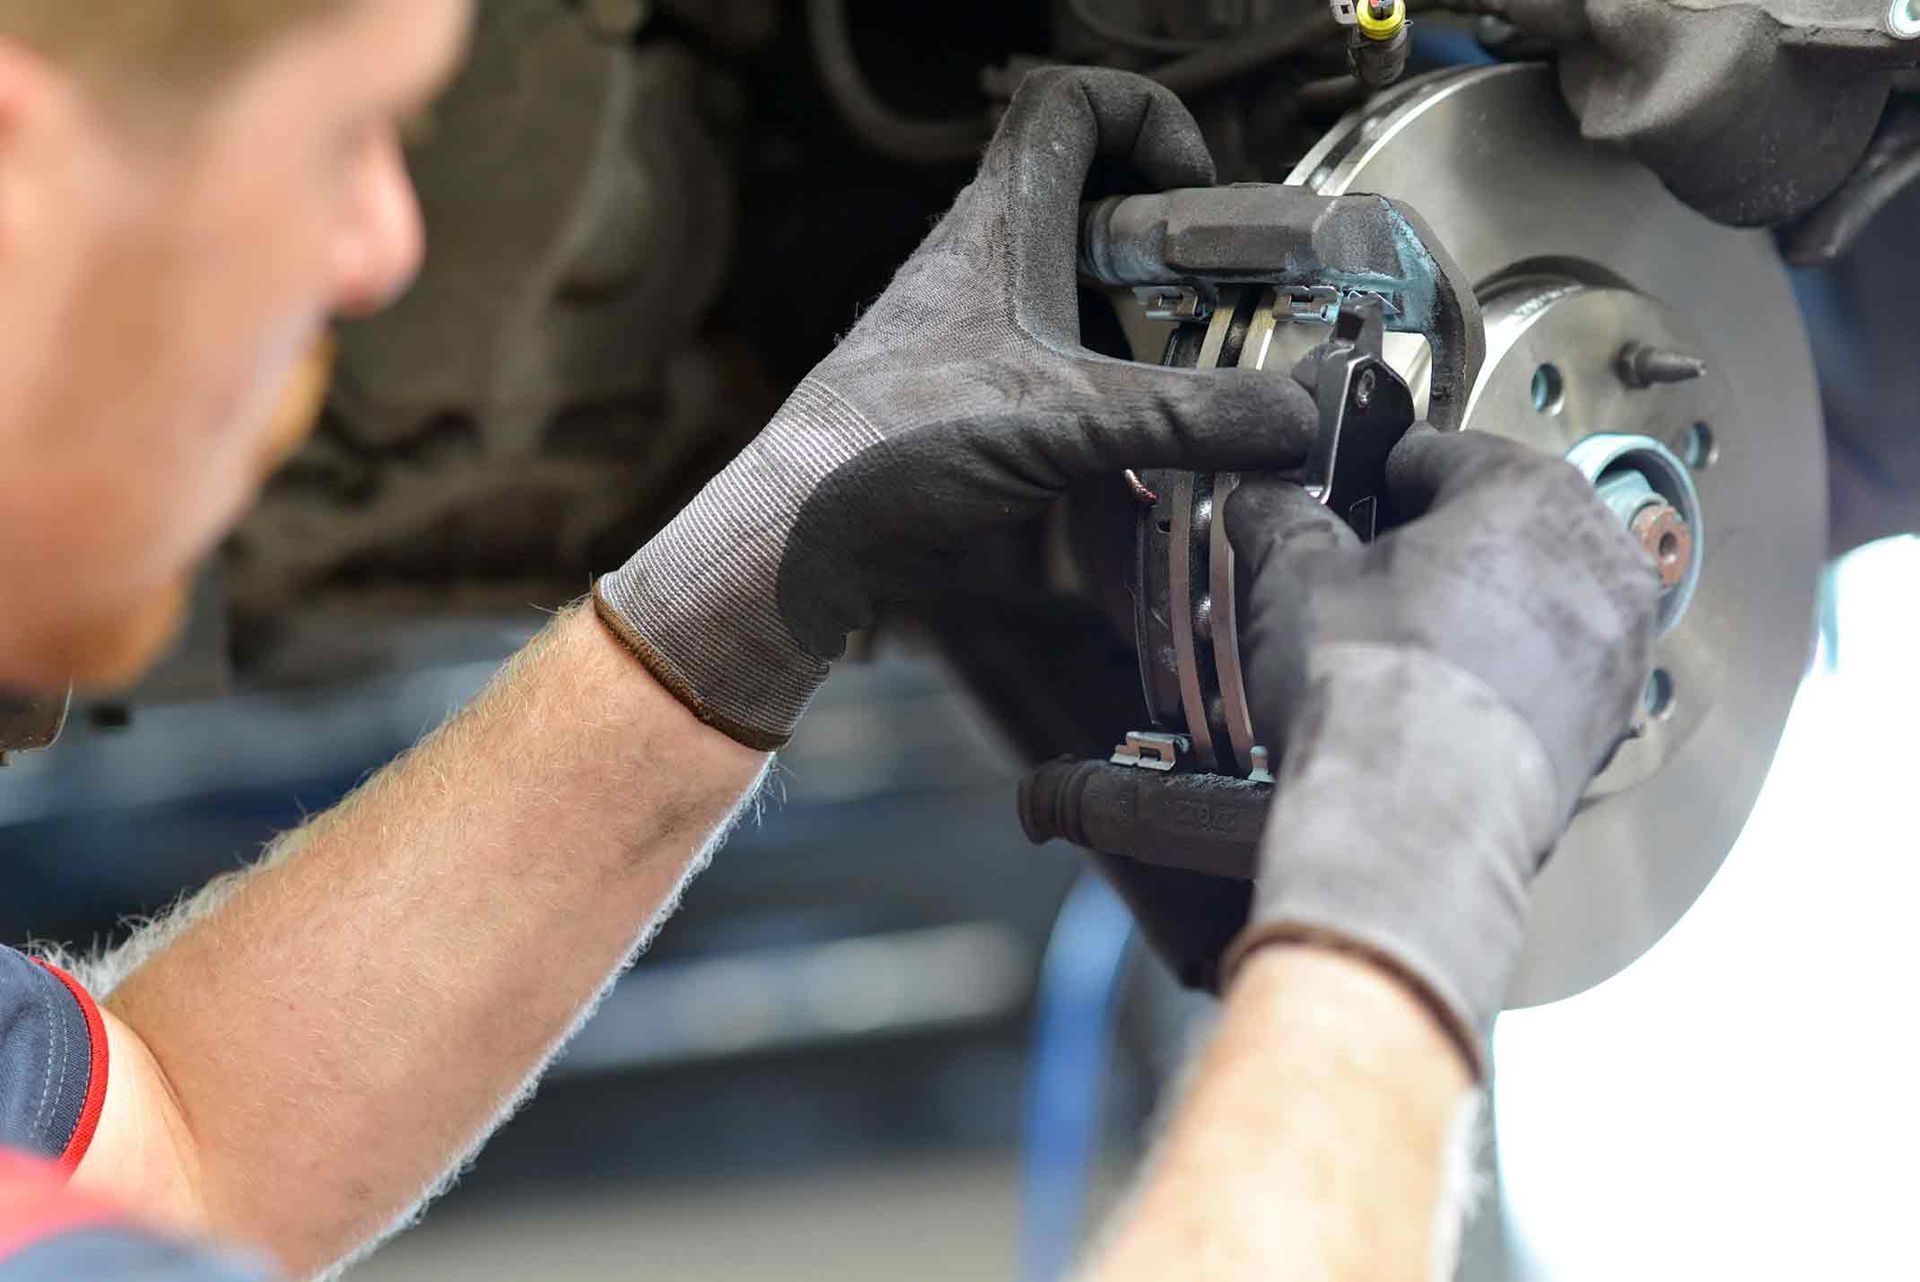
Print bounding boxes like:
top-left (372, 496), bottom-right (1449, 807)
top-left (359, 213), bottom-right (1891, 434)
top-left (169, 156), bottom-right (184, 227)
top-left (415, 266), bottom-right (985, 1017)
top-left (0, 947), bottom-right (270, 1280)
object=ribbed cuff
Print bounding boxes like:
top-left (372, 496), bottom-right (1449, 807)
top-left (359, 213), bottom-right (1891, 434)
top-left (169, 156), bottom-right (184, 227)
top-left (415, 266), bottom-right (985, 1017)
top-left (592, 377), bottom-right (876, 751)
top-left (592, 589), bottom-right (792, 753)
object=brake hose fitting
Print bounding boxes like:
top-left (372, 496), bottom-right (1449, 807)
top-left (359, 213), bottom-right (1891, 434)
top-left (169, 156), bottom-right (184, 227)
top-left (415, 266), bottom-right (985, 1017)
top-left (1335, 0), bottom-right (1409, 88)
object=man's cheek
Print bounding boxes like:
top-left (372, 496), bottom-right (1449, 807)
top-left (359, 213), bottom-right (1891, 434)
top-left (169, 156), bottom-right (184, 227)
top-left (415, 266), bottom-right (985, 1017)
top-left (60, 574), bottom-right (191, 692)
top-left (80, 331), bottom-right (334, 690)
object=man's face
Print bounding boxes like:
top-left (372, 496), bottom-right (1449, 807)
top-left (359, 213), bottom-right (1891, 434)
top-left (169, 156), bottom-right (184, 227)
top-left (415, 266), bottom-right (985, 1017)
top-left (0, 0), bottom-right (471, 689)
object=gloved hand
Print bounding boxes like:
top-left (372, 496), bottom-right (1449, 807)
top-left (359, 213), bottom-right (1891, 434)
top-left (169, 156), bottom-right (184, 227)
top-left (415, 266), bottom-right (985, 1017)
top-left (595, 67), bottom-right (1319, 750)
top-left (1220, 427), bottom-right (1659, 1076)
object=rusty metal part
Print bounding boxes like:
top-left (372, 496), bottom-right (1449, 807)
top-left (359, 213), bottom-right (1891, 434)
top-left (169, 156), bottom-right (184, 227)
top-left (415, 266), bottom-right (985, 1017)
top-left (1572, 430), bottom-right (1707, 635)
top-left (1631, 500), bottom-right (1694, 589)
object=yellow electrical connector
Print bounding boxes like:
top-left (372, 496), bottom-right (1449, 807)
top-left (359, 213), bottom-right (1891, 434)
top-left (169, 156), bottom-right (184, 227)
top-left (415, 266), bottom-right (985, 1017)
top-left (1355, 0), bottom-right (1406, 41)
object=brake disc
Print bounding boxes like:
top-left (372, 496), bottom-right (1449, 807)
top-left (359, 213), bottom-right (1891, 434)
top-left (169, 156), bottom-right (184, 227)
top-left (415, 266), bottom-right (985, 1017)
top-left (1234, 64), bottom-right (1823, 1005)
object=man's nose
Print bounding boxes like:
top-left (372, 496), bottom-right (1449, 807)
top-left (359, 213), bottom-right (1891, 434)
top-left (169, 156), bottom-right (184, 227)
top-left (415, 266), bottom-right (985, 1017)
top-left (330, 131), bottom-right (426, 318)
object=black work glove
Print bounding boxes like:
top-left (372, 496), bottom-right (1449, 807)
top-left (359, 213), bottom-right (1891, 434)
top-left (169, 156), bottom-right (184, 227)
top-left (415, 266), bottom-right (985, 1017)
top-left (1221, 427), bottom-right (1659, 1076)
top-left (596, 67), bottom-right (1318, 749)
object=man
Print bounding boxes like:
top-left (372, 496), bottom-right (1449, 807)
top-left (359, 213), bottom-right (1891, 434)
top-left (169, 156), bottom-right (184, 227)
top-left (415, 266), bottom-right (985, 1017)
top-left (0, 2), bottom-right (1656, 1279)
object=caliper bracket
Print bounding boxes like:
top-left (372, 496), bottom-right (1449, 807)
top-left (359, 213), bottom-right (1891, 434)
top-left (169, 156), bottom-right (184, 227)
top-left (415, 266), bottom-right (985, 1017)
top-left (1079, 184), bottom-right (1484, 431)
top-left (1023, 185), bottom-right (1482, 964)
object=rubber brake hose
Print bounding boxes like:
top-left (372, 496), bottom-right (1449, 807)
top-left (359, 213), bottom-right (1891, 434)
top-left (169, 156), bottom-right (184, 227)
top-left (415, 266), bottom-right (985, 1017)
top-left (806, 0), bottom-right (1348, 164)
top-left (806, 0), bottom-right (986, 163)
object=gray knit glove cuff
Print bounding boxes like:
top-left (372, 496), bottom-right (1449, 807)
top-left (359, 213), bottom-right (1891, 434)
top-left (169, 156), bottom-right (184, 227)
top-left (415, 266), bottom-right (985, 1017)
top-left (1222, 644), bottom-right (1562, 1079)
top-left (595, 379), bottom-right (875, 751)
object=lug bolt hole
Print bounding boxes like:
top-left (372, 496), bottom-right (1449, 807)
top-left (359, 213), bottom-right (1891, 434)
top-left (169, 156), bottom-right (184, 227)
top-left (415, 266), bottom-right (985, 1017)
top-left (1682, 421), bottom-right (1717, 471)
top-left (1531, 363), bottom-right (1565, 415)
top-left (1643, 668), bottom-right (1675, 720)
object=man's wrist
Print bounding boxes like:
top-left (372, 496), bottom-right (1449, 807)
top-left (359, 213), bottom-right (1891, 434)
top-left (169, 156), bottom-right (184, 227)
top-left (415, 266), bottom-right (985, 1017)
top-left (1224, 927), bottom-right (1484, 1080)
top-left (1238, 644), bottom-right (1560, 1076)
top-left (1084, 940), bottom-right (1474, 1281)
top-left (1226, 943), bottom-right (1475, 1096)
top-left (590, 587), bottom-right (794, 753)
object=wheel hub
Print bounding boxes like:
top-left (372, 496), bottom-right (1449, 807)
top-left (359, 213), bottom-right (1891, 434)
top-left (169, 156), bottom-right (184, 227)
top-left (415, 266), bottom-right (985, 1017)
top-left (1286, 65), bottom-right (1825, 1004)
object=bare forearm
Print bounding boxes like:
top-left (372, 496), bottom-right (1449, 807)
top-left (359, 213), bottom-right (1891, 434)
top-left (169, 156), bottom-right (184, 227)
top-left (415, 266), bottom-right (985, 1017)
top-left (95, 606), bottom-right (766, 1273)
top-left (1085, 946), bottom-right (1477, 1282)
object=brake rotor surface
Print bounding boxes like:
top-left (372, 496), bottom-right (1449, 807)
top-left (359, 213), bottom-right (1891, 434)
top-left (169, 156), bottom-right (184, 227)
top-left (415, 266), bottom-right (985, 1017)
top-left (1280, 65), bottom-right (1825, 1005)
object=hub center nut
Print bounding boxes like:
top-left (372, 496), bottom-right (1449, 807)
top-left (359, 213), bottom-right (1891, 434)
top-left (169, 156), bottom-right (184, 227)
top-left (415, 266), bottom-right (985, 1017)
top-left (1595, 465), bottom-right (1695, 589)
top-left (1630, 500), bottom-right (1693, 590)
top-left (1565, 433), bottom-right (1705, 635)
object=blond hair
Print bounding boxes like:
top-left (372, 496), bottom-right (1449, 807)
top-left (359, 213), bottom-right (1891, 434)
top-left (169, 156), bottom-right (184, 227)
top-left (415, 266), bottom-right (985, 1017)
top-left (0, 0), bottom-right (350, 99)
